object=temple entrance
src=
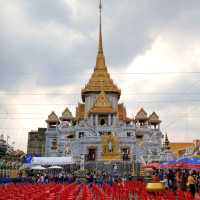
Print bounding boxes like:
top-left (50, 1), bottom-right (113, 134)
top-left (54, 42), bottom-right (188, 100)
top-left (98, 115), bottom-right (108, 126)
top-left (121, 147), bottom-right (130, 161)
top-left (87, 148), bottom-right (96, 161)
top-left (100, 119), bottom-right (105, 126)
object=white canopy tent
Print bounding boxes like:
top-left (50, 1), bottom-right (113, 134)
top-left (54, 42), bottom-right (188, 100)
top-left (31, 165), bottom-right (46, 170)
top-left (48, 166), bottom-right (63, 169)
top-left (31, 157), bottom-right (74, 166)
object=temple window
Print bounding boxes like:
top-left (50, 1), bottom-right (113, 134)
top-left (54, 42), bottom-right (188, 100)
top-left (51, 138), bottom-right (57, 150)
top-left (121, 147), bottom-right (130, 161)
top-left (67, 134), bottom-right (75, 139)
top-left (136, 135), bottom-right (143, 139)
top-left (127, 132), bottom-right (131, 137)
top-left (98, 115), bottom-right (108, 126)
top-left (93, 118), bottom-right (95, 126)
top-left (87, 148), bottom-right (96, 161)
top-left (100, 119), bottom-right (105, 126)
top-left (152, 149), bottom-right (157, 155)
top-left (99, 132), bottom-right (103, 136)
top-left (79, 132), bottom-right (84, 138)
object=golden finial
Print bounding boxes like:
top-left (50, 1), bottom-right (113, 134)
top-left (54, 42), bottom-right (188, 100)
top-left (96, 0), bottom-right (106, 69)
top-left (98, 0), bottom-right (103, 53)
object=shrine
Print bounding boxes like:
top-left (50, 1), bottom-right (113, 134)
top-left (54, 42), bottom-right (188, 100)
top-left (43, 1), bottom-right (163, 172)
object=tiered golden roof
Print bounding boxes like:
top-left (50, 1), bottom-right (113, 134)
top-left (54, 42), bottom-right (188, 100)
top-left (81, 2), bottom-right (120, 101)
top-left (148, 112), bottom-right (161, 124)
top-left (135, 108), bottom-right (148, 121)
top-left (60, 107), bottom-right (73, 121)
top-left (117, 104), bottom-right (127, 121)
top-left (46, 111), bottom-right (59, 123)
top-left (89, 91), bottom-right (116, 114)
top-left (75, 103), bottom-right (85, 121)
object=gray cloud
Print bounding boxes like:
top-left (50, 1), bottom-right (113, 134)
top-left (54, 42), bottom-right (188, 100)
top-left (21, 0), bottom-right (73, 26)
top-left (1, 0), bottom-right (200, 89)
top-left (122, 72), bottom-right (200, 142)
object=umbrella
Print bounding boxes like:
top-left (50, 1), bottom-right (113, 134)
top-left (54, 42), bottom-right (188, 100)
top-left (31, 165), bottom-right (46, 170)
top-left (160, 157), bottom-right (200, 169)
top-left (48, 166), bottom-right (63, 169)
top-left (144, 163), bottom-right (160, 169)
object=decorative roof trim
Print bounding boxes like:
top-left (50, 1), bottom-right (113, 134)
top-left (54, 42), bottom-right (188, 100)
top-left (46, 111), bottom-right (59, 123)
top-left (89, 91), bottom-right (116, 114)
top-left (135, 108), bottom-right (148, 120)
top-left (60, 107), bottom-right (73, 120)
top-left (148, 112), bottom-right (161, 124)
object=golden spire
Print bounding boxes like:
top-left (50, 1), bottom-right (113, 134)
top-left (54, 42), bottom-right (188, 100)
top-left (98, 0), bottom-right (103, 54)
top-left (81, 0), bottom-right (121, 101)
top-left (96, 0), bottom-right (106, 69)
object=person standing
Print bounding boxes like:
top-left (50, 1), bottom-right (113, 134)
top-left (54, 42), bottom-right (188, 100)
top-left (187, 171), bottom-right (196, 198)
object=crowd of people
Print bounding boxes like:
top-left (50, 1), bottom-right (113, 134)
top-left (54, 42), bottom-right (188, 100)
top-left (30, 169), bottom-right (200, 197)
top-left (31, 171), bottom-right (132, 186)
top-left (152, 169), bottom-right (200, 197)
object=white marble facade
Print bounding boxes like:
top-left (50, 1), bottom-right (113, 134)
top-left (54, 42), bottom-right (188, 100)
top-left (45, 105), bottom-right (163, 164)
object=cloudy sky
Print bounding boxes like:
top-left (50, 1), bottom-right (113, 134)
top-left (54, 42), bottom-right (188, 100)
top-left (0, 0), bottom-right (200, 151)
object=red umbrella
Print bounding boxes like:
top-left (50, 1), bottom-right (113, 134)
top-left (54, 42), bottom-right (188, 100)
top-left (183, 163), bottom-right (200, 169)
top-left (144, 163), bottom-right (160, 169)
top-left (159, 163), bottom-right (177, 169)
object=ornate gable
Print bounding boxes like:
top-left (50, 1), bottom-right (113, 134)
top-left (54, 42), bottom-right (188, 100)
top-left (60, 107), bottom-right (73, 120)
top-left (89, 91), bottom-right (116, 113)
top-left (95, 91), bottom-right (112, 107)
top-left (135, 108), bottom-right (148, 121)
top-left (148, 112), bottom-right (161, 124)
top-left (46, 111), bottom-right (59, 123)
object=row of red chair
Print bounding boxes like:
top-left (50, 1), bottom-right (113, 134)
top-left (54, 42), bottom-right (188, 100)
top-left (0, 181), bottom-right (197, 200)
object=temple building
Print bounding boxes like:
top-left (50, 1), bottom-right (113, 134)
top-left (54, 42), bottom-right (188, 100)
top-left (27, 128), bottom-right (46, 156)
top-left (38, 2), bottom-right (164, 169)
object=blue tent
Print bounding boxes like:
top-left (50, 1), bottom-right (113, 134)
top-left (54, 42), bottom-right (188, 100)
top-left (170, 157), bottom-right (200, 164)
top-left (161, 157), bottom-right (200, 165)
top-left (161, 159), bottom-right (177, 165)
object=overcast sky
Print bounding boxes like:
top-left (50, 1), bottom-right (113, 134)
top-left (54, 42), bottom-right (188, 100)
top-left (0, 0), bottom-right (200, 151)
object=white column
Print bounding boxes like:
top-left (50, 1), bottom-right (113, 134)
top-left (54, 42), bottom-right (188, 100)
top-left (95, 114), bottom-right (98, 126)
top-left (113, 115), bottom-right (116, 126)
top-left (90, 115), bottom-right (93, 126)
top-left (108, 114), bottom-right (111, 126)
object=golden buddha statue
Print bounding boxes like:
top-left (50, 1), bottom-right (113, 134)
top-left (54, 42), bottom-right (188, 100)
top-left (101, 134), bottom-right (121, 161)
